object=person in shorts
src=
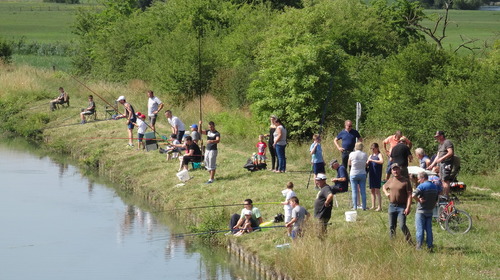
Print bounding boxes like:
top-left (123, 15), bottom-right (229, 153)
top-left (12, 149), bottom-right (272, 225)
top-left (146, 90), bottom-right (163, 132)
top-left (428, 131), bottom-right (454, 196)
top-left (79, 95), bottom-right (95, 124)
top-left (200, 120), bottom-right (220, 184)
top-left (310, 134), bottom-right (325, 176)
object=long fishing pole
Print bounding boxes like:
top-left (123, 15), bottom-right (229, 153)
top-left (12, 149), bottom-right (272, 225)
top-left (70, 75), bottom-right (120, 114)
top-left (81, 136), bottom-right (169, 141)
top-left (149, 225), bottom-right (286, 240)
top-left (154, 201), bottom-right (281, 212)
top-left (174, 225), bottom-right (286, 238)
top-left (306, 67), bottom-right (336, 189)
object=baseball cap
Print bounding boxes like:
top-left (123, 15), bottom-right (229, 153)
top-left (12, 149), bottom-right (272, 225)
top-left (116, 96), bottom-right (125, 102)
top-left (140, 114), bottom-right (146, 119)
top-left (390, 163), bottom-right (401, 169)
top-left (434, 131), bottom-right (445, 137)
top-left (191, 124), bottom-right (198, 129)
top-left (329, 159), bottom-right (338, 167)
top-left (243, 209), bottom-right (253, 216)
top-left (315, 173), bottom-right (327, 180)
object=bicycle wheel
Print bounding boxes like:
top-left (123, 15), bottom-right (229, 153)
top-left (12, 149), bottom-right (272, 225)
top-left (445, 210), bottom-right (472, 234)
top-left (437, 205), bottom-right (447, 230)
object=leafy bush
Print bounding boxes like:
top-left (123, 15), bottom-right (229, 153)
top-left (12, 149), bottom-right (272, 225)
top-left (453, 0), bottom-right (482, 10)
top-left (0, 38), bottom-right (13, 63)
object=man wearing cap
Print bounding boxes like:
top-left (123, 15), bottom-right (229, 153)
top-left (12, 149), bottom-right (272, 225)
top-left (190, 124), bottom-right (201, 144)
top-left (428, 131), bottom-right (454, 196)
top-left (329, 159), bottom-right (348, 192)
top-left (412, 171), bottom-right (441, 250)
top-left (146, 90), bottom-right (163, 132)
top-left (116, 96), bottom-right (136, 147)
top-left (382, 163), bottom-right (412, 243)
top-left (383, 131), bottom-right (412, 181)
top-left (314, 173), bottom-right (342, 235)
top-left (165, 110), bottom-right (185, 141)
top-left (390, 137), bottom-right (413, 179)
top-left (334, 120), bottom-right (362, 170)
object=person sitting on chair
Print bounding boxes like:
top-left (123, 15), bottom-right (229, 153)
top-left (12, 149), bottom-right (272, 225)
top-left (179, 136), bottom-right (202, 171)
top-left (80, 95), bottom-right (96, 124)
top-left (50, 87), bottom-right (69, 111)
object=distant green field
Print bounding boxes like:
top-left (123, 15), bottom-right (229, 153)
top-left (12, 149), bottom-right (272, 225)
top-left (0, 0), bottom-right (498, 52)
top-left (0, 0), bottom-right (101, 43)
top-left (423, 9), bottom-right (500, 52)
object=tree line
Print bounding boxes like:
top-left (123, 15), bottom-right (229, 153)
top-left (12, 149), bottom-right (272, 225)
top-left (70, 0), bottom-right (498, 174)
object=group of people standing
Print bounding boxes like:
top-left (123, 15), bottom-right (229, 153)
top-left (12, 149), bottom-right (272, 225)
top-left (113, 90), bottom-right (220, 184)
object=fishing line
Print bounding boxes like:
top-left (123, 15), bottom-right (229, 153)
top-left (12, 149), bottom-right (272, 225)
top-left (173, 225), bottom-right (286, 238)
top-left (70, 75), bottom-right (119, 113)
top-left (153, 201), bottom-right (281, 213)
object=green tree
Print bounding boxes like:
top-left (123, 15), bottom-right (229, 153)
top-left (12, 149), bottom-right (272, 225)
top-left (0, 37), bottom-right (13, 63)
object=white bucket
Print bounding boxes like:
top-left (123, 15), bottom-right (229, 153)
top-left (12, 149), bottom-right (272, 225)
top-left (345, 211), bottom-right (357, 222)
top-left (176, 169), bottom-right (190, 182)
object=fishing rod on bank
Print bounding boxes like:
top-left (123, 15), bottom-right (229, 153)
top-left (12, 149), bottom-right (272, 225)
top-left (149, 225), bottom-right (287, 241)
top-left (306, 70), bottom-right (336, 189)
top-left (70, 75), bottom-right (120, 114)
top-left (153, 201), bottom-right (282, 213)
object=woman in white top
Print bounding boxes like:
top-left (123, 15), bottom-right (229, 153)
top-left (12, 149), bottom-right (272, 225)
top-left (348, 142), bottom-right (368, 210)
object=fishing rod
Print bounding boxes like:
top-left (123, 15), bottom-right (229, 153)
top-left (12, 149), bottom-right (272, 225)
top-left (70, 75), bottom-right (120, 114)
top-left (174, 225), bottom-right (286, 238)
top-left (153, 201), bottom-right (281, 213)
top-left (81, 136), bottom-right (170, 141)
top-left (306, 67), bottom-right (336, 189)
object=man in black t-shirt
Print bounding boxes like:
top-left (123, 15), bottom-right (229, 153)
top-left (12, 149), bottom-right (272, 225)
top-left (314, 173), bottom-right (342, 235)
top-left (390, 137), bottom-right (413, 179)
top-left (181, 136), bottom-right (202, 170)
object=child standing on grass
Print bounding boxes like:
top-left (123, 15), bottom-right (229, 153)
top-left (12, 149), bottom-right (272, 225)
top-left (256, 135), bottom-right (267, 165)
top-left (285, 196), bottom-right (310, 240)
top-left (281, 182), bottom-right (296, 236)
top-left (133, 113), bottom-right (148, 150)
top-left (310, 134), bottom-right (325, 176)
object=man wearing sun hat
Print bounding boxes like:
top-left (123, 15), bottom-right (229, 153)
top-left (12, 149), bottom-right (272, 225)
top-left (427, 130), bottom-right (454, 196)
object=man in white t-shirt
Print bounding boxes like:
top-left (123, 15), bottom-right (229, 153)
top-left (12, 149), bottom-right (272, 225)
top-left (147, 90), bottom-right (163, 132)
top-left (165, 110), bottom-right (185, 141)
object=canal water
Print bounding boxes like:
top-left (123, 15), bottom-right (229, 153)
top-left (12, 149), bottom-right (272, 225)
top-left (0, 143), bottom-right (255, 280)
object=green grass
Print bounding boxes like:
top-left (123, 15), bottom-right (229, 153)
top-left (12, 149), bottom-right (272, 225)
top-left (1, 64), bottom-right (499, 279)
top-left (0, 0), bottom-right (102, 43)
top-left (12, 54), bottom-right (72, 72)
top-left (422, 9), bottom-right (500, 53)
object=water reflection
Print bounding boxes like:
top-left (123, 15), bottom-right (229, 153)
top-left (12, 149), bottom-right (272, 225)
top-left (0, 142), bottom-right (255, 280)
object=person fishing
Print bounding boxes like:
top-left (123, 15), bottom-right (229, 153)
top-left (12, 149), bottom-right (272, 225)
top-left (115, 96), bottom-right (136, 148)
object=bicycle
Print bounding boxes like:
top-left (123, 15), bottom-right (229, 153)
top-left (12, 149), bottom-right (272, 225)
top-left (436, 195), bottom-right (472, 234)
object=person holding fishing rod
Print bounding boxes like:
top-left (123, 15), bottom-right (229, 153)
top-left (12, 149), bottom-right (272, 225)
top-left (230, 199), bottom-right (263, 235)
top-left (115, 96), bottom-right (136, 148)
top-left (146, 90), bottom-right (163, 132)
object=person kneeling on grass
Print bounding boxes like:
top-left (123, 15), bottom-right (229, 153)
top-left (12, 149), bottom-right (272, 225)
top-left (285, 196), bottom-right (310, 239)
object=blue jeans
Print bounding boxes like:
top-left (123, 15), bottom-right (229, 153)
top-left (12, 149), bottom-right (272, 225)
top-left (415, 212), bottom-right (434, 249)
top-left (350, 173), bottom-right (367, 210)
top-left (388, 203), bottom-right (412, 242)
top-left (275, 144), bottom-right (286, 172)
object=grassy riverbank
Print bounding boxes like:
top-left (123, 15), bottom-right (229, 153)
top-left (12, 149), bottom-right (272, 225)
top-left (1, 64), bottom-right (499, 279)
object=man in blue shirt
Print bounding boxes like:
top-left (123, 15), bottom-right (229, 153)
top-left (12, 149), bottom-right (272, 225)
top-left (334, 120), bottom-right (363, 169)
top-left (329, 159), bottom-right (348, 192)
top-left (412, 171), bottom-right (442, 250)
